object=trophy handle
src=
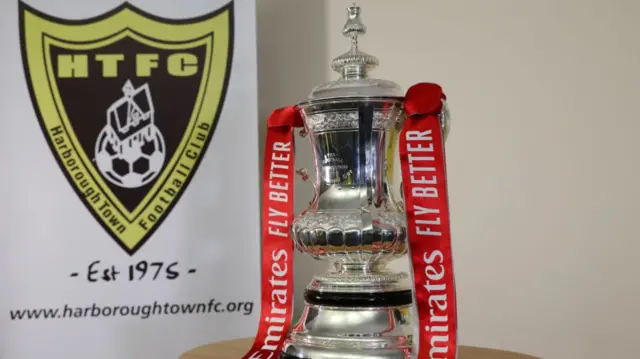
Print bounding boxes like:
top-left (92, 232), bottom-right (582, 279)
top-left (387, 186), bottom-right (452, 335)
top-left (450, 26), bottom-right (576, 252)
top-left (296, 167), bottom-right (317, 206)
top-left (295, 128), bottom-right (317, 207)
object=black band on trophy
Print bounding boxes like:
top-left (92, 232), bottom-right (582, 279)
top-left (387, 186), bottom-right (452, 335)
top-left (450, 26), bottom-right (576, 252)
top-left (304, 289), bottom-right (413, 307)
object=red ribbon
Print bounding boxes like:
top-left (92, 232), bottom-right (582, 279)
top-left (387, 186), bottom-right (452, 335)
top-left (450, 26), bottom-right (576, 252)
top-left (400, 83), bottom-right (457, 359)
top-left (242, 107), bottom-right (301, 359)
top-left (243, 83), bottom-right (457, 359)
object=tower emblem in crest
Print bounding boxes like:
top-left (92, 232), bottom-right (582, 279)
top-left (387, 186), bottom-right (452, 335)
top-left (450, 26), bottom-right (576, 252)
top-left (95, 80), bottom-right (166, 189)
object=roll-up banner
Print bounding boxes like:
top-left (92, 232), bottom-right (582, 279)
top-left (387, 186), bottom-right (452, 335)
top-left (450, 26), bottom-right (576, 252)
top-left (0, 0), bottom-right (259, 358)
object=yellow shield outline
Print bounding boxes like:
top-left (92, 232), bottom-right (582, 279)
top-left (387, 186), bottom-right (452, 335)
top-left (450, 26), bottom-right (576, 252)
top-left (19, 1), bottom-right (234, 255)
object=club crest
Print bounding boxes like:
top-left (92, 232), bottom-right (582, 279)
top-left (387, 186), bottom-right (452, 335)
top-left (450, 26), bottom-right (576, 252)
top-left (19, 1), bottom-right (234, 254)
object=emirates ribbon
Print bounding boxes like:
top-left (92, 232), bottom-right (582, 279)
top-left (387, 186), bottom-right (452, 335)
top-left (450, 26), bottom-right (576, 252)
top-left (242, 106), bottom-right (301, 359)
top-left (400, 83), bottom-right (458, 359)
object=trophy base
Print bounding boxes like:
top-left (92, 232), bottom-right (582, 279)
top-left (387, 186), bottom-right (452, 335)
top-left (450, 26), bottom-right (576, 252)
top-left (280, 289), bottom-right (413, 359)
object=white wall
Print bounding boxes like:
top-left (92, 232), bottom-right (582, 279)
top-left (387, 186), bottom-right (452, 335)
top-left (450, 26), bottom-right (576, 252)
top-left (256, 1), bottom-right (640, 358)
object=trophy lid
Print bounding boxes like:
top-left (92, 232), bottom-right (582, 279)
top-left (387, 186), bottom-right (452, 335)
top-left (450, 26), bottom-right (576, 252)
top-left (306, 4), bottom-right (403, 102)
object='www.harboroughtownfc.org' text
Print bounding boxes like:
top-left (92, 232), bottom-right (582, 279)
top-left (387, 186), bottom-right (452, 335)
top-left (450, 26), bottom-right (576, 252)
top-left (9, 299), bottom-right (254, 321)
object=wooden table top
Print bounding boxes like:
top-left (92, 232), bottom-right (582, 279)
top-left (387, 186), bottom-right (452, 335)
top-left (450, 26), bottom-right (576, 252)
top-left (180, 338), bottom-right (541, 359)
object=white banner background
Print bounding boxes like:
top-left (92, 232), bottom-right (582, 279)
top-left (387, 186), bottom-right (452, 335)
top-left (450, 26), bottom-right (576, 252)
top-left (0, 0), bottom-right (260, 358)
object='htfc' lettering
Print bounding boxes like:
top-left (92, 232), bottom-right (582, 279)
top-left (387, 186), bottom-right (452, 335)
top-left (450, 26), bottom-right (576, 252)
top-left (57, 53), bottom-right (198, 78)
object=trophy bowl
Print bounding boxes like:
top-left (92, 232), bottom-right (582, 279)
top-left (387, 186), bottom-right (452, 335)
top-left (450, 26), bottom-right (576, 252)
top-left (293, 97), bottom-right (408, 290)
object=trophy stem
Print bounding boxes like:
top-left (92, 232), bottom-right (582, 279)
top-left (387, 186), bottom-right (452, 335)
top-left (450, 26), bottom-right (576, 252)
top-left (333, 261), bottom-right (383, 275)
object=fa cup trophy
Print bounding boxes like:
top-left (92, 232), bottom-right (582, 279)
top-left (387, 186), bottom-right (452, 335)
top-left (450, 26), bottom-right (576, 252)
top-left (245, 4), bottom-right (457, 359)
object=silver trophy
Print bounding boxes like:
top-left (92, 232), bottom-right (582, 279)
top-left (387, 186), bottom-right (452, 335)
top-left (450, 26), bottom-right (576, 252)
top-left (281, 4), bottom-right (450, 359)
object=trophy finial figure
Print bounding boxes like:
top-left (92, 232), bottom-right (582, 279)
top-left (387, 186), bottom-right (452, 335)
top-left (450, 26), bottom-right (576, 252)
top-left (331, 3), bottom-right (378, 79)
top-left (342, 3), bottom-right (366, 49)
